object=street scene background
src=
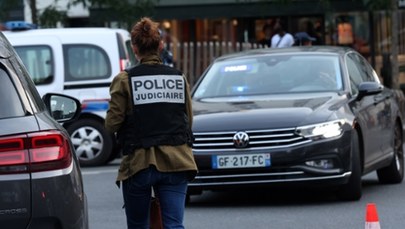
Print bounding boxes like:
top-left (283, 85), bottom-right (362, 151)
top-left (83, 159), bottom-right (405, 229)
top-left (1, 1), bottom-right (405, 229)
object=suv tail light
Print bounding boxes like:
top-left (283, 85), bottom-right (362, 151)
top-left (0, 131), bottom-right (72, 174)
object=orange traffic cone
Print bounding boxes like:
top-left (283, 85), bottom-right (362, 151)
top-left (365, 203), bottom-right (381, 229)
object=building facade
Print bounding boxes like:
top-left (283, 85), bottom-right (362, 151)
top-left (3, 0), bottom-right (405, 82)
top-left (148, 0), bottom-right (405, 83)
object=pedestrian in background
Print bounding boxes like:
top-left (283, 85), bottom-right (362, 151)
top-left (294, 32), bottom-right (316, 46)
top-left (105, 17), bottom-right (198, 229)
top-left (271, 19), bottom-right (294, 48)
top-left (307, 19), bottom-right (324, 45)
top-left (159, 29), bottom-right (175, 67)
top-left (258, 23), bottom-right (273, 47)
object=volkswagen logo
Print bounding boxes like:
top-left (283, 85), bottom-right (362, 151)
top-left (233, 132), bottom-right (249, 148)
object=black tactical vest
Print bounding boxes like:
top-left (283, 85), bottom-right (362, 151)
top-left (119, 64), bottom-right (193, 154)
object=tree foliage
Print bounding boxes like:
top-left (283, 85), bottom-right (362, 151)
top-left (362, 0), bottom-right (391, 10)
top-left (39, 5), bottom-right (67, 28)
top-left (0, 1), bottom-right (20, 21)
top-left (251, 0), bottom-right (392, 11)
top-left (24, 0), bottom-right (158, 28)
top-left (68, 0), bottom-right (159, 29)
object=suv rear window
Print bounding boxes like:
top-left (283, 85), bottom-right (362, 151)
top-left (0, 67), bottom-right (25, 118)
top-left (14, 45), bottom-right (53, 85)
top-left (64, 44), bottom-right (111, 81)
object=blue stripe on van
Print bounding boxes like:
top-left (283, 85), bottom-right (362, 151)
top-left (82, 100), bottom-right (109, 112)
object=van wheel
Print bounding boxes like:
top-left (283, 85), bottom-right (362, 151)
top-left (66, 119), bottom-right (114, 166)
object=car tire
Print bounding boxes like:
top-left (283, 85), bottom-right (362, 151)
top-left (377, 122), bottom-right (404, 184)
top-left (66, 119), bottom-right (115, 166)
top-left (336, 129), bottom-right (362, 201)
top-left (185, 194), bottom-right (191, 205)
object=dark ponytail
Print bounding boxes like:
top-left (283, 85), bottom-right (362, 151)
top-left (131, 17), bottom-right (161, 56)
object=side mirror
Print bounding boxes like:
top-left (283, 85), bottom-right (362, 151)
top-left (42, 93), bottom-right (81, 123)
top-left (357, 82), bottom-right (383, 101)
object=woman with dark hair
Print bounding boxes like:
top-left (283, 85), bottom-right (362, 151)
top-left (105, 17), bottom-right (198, 229)
top-left (258, 23), bottom-right (273, 47)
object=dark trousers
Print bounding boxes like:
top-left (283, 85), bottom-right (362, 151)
top-left (122, 166), bottom-right (189, 229)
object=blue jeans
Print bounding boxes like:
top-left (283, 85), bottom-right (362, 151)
top-left (122, 166), bottom-right (189, 229)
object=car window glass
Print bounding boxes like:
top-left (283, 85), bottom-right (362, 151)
top-left (287, 56), bottom-right (342, 92)
top-left (117, 33), bottom-right (136, 67)
top-left (347, 53), bottom-right (376, 82)
top-left (0, 67), bottom-right (25, 118)
top-left (14, 45), bottom-right (53, 85)
top-left (193, 54), bottom-right (342, 99)
top-left (64, 44), bottom-right (111, 81)
top-left (346, 55), bottom-right (363, 95)
top-left (352, 53), bottom-right (375, 82)
top-left (358, 55), bottom-right (380, 83)
top-left (125, 40), bottom-right (137, 66)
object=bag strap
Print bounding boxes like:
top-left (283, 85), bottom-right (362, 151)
top-left (276, 34), bottom-right (285, 47)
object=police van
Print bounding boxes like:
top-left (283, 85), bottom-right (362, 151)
top-left (4, 23), bottom-right (136, 166)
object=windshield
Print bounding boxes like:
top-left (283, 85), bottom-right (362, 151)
top-left (193, 54), bottom-right (343, 99)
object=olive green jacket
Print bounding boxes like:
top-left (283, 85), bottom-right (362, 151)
top-left (105, 55), bottom-right (197, 183)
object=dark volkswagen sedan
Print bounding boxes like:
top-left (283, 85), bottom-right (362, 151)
top-left (188, 46), bottom-right (405, 201)
top-left (0, 32), bottom-right (88, 228)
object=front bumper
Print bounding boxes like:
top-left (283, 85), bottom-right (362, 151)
top-left (189, 130), bottom-right (353, 192)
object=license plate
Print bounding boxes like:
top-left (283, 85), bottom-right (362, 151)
top-left (212, 153), bottom-right (271, 169)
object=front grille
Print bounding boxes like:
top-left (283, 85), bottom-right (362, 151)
top-left (193, 128), bottom-right (311, 151)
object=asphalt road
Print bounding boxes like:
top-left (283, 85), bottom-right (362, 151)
top-left (82, 160), bottom-right (405, 229)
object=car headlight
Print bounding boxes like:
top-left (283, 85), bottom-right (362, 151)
top-left (296, 119), bottom-right (345, 140)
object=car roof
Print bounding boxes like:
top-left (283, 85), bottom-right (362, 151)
top-left (3, 27), bottom-right (129, 38)
top-left (3, 27), bottom-right (131, 48)
top-left (214, 46), bottom-right (352, 62)
top-left (0, 32), bottom-right (15, 58)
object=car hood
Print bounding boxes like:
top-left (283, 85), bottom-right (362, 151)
top-left (192, 92), bottom-right (348, 132)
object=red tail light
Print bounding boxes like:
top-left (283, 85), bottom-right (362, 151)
top-left (120, 59), bottom-right (127, 71)
top-left (0, 131), bottom-right (72, 174)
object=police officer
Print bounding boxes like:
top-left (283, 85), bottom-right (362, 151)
top-left (105, 17), bottom-right (197, 229)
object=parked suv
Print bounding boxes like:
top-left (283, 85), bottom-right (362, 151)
top-left (4, 27), bottom-right (136, 166)
top-left (0, 31), bottom-right (88, 228)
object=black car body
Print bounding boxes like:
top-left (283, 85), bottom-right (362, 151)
top-left (0, 32), bottom-right (88, 228)
top-left (189, 46), bottom-right (405, 200)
